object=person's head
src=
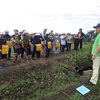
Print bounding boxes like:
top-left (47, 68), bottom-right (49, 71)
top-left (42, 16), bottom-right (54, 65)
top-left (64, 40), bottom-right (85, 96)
top-left (14, 29), bottom-right (18, 35)
top-left (59, 34), bottom-right (61, 37)
top-left (67, 33), bottom-right (70, 36)
top-left (19, 31), bottom-right (23, 35)
top-left (62, 33), bottom-right (64, 36)
top-left (44, 29), bottom-right (47, 32)
top-left (5, 30), bottom-right (9, 35)
top-left (93, 23), bottom-right (100, 34)
top-left (32, 33), bottom-right (36, 36)
top-left (50, 30), bottom-right (53, 34)
top-left (0, 34), bottom-right (4, 38)
top-left (55, 33), bottom-right (58, 36)
top-left (25, 33), bottom-right (29, 36)
top-left (79, 28), bottom-right (82, 32)
top-left (23, 31), bottom-right (29, 36)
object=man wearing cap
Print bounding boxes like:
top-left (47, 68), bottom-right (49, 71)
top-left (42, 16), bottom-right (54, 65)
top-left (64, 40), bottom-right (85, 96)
top-left (86, 23), bottom-right (100, 85)
top-left (4, 30), bottom-right (12, 60)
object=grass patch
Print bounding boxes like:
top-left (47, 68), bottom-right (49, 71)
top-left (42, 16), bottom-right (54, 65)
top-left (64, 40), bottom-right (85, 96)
top-left (0, 42), bottom-right (99, 100)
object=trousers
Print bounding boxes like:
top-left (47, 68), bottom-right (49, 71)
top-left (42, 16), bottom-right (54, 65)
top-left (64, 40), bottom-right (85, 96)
top-left (90, 56), bottom-right (100, 84)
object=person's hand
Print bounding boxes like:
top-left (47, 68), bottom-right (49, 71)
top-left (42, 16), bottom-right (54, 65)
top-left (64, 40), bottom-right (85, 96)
top-left (0, 49), bottom-right (2, 52)
top-left (92, 55), bottom-right (96, 60)
top-left (81, 37), bottom-right (83, 39)
top-left (40, 38), bottom-right (42, 40)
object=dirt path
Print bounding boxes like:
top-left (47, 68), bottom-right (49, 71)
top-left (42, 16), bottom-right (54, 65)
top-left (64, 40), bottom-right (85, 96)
top-left (0, 52), bottom-right (70, 87)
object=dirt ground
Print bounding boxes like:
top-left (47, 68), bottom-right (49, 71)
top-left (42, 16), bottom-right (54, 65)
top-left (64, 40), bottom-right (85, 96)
top-left (0, 51), bottom-right (100, 100)
top-left (0, 52), bottom-right (70, 87)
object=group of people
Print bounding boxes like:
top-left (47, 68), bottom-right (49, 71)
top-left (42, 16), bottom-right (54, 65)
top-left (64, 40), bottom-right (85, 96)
top-left (0, 28), bottom-right (85, 63)
top-left (0, 23), bottom-right (100, 87)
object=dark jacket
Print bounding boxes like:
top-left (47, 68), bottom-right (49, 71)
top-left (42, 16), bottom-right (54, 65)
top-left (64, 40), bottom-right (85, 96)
top-left (33, 35), bottom-right (44, 45)
top-left (45, 35), bottom-right (51, 47)
top-left (4, 34), bottom-right (11, 41)
top-left (0, 38), bottom-right (7, 49)
top-left (23, 36), bottom-right (30, 47)
top-left (12, 35), bottom-right (21, 40)
top-left (78, 32), bottom-right (85, 40)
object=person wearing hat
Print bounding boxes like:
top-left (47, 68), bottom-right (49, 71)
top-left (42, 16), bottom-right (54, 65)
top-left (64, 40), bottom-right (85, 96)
top-left (4, 30), bottom-right (12, 60)
top-left (32, 32), bottom-right (44, 59)
top-left (86, 23), bottom-right (100, 85)
top-left (77, 28), bottom-right (85, 50)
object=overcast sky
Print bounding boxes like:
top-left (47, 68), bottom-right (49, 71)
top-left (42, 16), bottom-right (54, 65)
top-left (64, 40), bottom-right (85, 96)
top-left (0, 0), bottom-right (100, 34)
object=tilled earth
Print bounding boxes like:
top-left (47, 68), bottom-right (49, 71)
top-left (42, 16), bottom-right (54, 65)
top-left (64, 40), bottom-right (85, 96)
top-left (0, 51), bottom-right (100, 100)
top-left (0, 52), bottom-right (70, 87)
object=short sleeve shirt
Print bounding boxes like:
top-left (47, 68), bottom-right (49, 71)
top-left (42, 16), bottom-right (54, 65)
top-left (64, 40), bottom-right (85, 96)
top-left (92, 33), bottom-right (100, 56)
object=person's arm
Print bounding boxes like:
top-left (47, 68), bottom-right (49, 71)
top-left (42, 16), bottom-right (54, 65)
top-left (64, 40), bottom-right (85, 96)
top-left (62, 36), bottom-right (67, 40)
top-left (11, 37), bottom-right (16, 43)
top-left (30, 37), bottom-right (32, 43)
top-left (92, 36), bottom-right (100, 60)
top-left (40, 36), bottom-right (44, 41)
top-left (92, 45), bottom-right (100, 60)
top-left (81, 33), bottom-right (85, 39)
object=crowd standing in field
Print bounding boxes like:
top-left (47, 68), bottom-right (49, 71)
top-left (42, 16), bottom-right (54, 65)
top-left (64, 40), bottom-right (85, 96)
top-left (0, 28), bottom-right (85, 63)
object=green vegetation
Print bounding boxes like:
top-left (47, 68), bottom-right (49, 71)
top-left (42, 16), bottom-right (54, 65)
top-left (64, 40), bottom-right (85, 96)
top-left (0, 42), bottom-right (100, 100)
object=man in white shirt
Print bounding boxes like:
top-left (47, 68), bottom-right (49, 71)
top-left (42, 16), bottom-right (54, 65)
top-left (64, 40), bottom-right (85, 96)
top-left (60, 34), bottom-right (67, 52)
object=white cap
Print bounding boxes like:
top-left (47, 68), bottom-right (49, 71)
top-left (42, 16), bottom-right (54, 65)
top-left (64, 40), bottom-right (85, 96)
top-left (47, 31), bottom-right (51, 34)
top-left (5, 29), bottom-right (9, 32)
top-left (23, 31), bottom-right (29, 34)
top-left (36, 32), bottom-right (40, 35)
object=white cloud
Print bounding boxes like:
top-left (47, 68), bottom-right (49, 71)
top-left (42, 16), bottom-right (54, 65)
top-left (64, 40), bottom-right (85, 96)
top-left (0, 0), bottom-right (100, 34)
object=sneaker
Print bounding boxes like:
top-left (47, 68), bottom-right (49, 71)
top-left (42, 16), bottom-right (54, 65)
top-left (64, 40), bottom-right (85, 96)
top-left (85, 81), bottom-right (96, 86)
